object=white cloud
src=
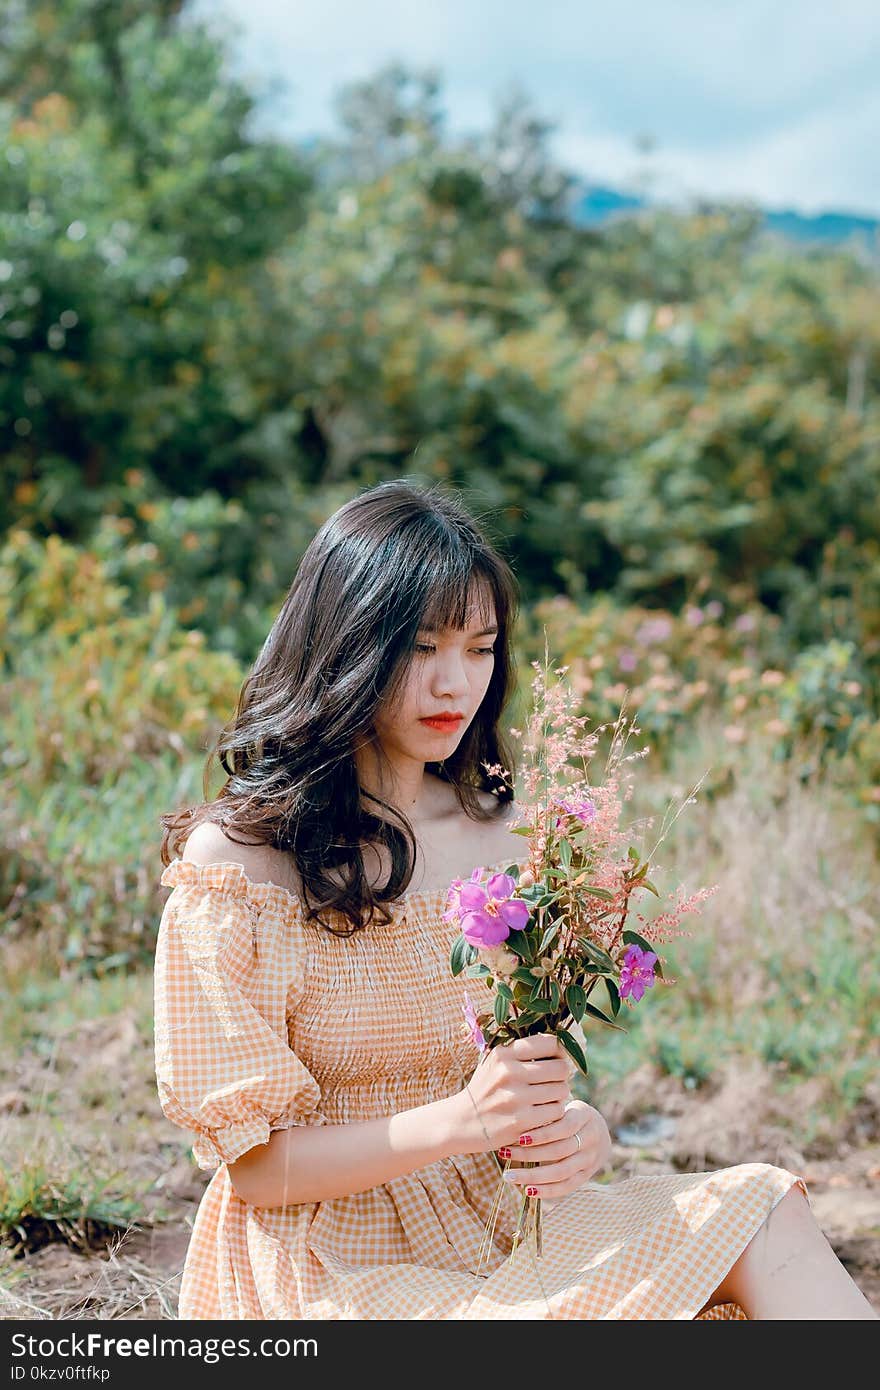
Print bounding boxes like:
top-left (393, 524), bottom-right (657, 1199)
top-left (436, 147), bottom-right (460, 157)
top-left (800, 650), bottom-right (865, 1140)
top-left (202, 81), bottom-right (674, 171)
top-left (556, 85), bottom-right (880, 216)
top-left (192, 0), bottom-right (880, 215)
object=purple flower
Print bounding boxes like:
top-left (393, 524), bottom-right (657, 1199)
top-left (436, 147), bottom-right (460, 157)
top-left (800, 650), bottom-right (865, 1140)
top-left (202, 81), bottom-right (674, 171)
top-left (443, 864), bottom-right (487, 924)
top-left (459, 871), bottom-right (530, 948)
top-left (462, 991), bottom-right (487, 1052)
top-left (618, 647), bottom-right (637, 672)
top-left (555, 794), bottom-right (597, 826)
top-left (635, 616), bottom-right (673, 647)
top-left (618, 943), bottom-right (658, 1003)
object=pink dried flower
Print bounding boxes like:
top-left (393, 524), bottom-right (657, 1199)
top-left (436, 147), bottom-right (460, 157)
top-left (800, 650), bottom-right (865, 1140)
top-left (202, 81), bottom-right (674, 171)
top-left (461, 991), bottom-right (487, 1052)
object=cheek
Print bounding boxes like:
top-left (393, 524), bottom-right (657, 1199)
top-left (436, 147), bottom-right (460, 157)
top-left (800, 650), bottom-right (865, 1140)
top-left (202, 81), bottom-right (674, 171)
top-left (380, 666), bottom-right (424, 724)
top-left (474, 661), bottom-right (495, 697)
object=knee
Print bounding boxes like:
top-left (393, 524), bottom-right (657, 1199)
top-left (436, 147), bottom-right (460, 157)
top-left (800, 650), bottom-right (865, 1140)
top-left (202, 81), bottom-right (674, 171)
top-left (768, 1180), bottom-right (813, 1227)
top-left (734, 1163), bottom-right (811, 1212)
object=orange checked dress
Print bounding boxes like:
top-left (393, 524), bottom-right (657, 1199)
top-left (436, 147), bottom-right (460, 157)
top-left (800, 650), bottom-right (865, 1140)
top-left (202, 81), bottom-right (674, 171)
top-left (153, 856), bottom-right (810, 1320)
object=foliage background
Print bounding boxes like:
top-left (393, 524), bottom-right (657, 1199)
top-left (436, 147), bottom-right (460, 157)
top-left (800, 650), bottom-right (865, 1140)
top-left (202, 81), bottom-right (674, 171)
top-left (1, 0), bottom-right (878, 1315)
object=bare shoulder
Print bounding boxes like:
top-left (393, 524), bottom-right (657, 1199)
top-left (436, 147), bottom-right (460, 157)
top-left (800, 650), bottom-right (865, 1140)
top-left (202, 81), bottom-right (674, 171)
top-left (181, 821), bottom-right (301, 895)
top-left (473, 790), bottom-right (525, 861)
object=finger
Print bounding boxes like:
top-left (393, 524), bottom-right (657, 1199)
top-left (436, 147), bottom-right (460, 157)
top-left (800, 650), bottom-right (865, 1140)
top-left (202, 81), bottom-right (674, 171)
top-left (516, 1058), bottom-right (572, 1084)
top-left (526, 1080), bottom-right (572, 1107)
top-left (506, 1121), bottom-right (588, 1160)
top-left (517, 1100), bottom-right (567, 1137)
top-left (507, 1176), bottom-right (585, 1200)
top-left (506, 1129), bottom-right (599, 1168)
top-left (503, 1156), bottom-right (598, 1194)
top-left (511, 1033), bottom-right (567, 1061)
top-left (527, 1090), bottom-right (570, 1123)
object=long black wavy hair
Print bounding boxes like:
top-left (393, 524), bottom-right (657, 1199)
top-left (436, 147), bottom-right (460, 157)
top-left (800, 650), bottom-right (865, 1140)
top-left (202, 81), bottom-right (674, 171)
top-left (160, 478), bottom-right (521, 936)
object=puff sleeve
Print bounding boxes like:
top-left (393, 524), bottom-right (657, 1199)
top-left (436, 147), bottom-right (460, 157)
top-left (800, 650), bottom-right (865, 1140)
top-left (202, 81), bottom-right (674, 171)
top-left (153, 859), bottom-right (327, 1171)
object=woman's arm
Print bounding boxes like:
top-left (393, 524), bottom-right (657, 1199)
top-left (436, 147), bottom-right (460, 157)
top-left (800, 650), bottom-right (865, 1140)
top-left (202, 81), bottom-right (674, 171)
top-left (228, 1032), bottom-right (575, 1207)
top-left (227, 1093), bottom-right (462, 1206)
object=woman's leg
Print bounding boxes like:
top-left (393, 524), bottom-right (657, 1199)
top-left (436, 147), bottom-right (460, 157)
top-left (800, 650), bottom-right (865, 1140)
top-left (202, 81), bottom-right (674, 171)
top-left (700, 1184), bottom-right (878, 1319)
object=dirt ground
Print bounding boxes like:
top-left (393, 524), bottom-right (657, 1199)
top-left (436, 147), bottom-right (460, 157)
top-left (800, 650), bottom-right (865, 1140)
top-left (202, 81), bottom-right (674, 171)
top-left (3, 1044), bottom-right (879, 1320)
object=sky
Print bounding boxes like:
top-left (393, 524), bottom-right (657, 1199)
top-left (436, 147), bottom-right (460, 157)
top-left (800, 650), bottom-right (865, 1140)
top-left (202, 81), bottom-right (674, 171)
top-left (192, 0), bottom-right (880, 218)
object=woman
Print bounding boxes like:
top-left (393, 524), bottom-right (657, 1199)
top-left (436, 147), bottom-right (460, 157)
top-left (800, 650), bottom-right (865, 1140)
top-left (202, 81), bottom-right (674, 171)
top-left (154, 479), bottom-right (876, 1320)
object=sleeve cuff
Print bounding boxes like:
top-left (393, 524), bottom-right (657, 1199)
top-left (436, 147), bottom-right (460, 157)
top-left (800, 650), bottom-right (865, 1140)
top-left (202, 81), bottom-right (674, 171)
top-left (189, 1110), bottom-right (329, 1170)
top-left (191, 1116), bottom-right (273, 1170)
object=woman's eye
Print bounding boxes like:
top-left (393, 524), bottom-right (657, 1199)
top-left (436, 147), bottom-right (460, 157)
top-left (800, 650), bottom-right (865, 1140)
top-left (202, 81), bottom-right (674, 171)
top-left (414, 644), bottom-right (494, 656)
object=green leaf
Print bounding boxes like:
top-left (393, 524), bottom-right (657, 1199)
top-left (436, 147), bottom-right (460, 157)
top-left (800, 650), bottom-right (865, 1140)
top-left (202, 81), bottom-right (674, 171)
top-left (560, 838), bottom-right (572, 869)
top-left (582, 885), bottom-right (615, 901)
top-left (640, 879), bottom-right (660, 897)
top-left (603, 977), bottom-right (621, 1018)
top-left (565, 983), bottom-right (586, 1022)
top-left (527, 997), bottom-right (556, 1016)
top-left (583, 1002), bottom-right (627, 1032)
top-left (512, 965), bottom-right (538, 986)
top-left (504, 930), bottom-right (534, 962)
top-left (557, 1027), bottom-right (589, 1076)
top-left (548, 977), bottom-right (561, 1010)
top-left (628, 846), bottom-right (640, 864)
top-left (539, 922), bottom-right (559, 953)
top-left (450, 935), bottom-right (469, 977)
top-left (494, 992), bottom-right (510, 1025)
top-left (465, 962), bottom-right (492, 978)
top-left (496, 981), bottom-right (513, 1003)
top-left (576, 936), bottom-right (617, 974)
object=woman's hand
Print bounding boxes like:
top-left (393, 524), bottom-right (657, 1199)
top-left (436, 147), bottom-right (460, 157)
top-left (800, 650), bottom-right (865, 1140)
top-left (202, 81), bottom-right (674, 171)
top-left (498, 1098), bottom-right (612, 1208)
top-left (447, 1033), bottom-right (575, 1155)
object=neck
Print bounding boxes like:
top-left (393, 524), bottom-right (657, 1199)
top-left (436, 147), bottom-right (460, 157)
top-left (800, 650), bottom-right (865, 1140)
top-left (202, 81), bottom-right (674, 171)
top-left (354, 742), bottom-right (438, 827)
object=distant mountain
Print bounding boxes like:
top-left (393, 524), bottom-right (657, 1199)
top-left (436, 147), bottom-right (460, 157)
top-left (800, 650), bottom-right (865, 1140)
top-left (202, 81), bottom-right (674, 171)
top-left (570, 183), bottom-right (879, 249)
top-left (760, 208), bottom-right (879, 247)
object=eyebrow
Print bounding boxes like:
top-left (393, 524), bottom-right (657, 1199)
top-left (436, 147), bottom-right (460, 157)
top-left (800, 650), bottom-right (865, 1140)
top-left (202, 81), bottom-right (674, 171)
top-left (419, 625), bottom-right (498, 637)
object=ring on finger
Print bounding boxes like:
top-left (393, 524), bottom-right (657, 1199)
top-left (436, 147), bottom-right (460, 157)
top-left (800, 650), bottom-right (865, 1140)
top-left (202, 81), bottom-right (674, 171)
top-left (574, 1130), bottom-right (582, 1151)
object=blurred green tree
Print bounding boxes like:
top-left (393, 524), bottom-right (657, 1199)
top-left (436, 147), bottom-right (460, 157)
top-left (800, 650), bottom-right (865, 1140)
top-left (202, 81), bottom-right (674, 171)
top-left (1, 0), bottom-right (312, 531)
top-left (1, 5), bottom-right (878, 683)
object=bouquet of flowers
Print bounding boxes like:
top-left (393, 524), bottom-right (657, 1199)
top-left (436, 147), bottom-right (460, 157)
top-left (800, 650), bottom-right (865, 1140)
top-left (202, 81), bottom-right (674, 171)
top-left (446, 645), bottom-right (718, 1266)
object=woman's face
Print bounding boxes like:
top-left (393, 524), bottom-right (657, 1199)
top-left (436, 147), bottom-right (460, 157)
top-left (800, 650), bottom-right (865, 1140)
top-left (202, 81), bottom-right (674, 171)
top-left (374, 599), bottom-right (498, 763)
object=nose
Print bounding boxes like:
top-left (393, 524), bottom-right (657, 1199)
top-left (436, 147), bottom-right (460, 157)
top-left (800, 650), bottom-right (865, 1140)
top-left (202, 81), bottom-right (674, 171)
top-left (431, 652), bottom-right (474, 701)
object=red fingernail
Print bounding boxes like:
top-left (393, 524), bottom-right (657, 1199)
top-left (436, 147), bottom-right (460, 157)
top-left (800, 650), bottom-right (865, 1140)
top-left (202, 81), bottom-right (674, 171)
top-left (526, 1186), bottom-right (539, 1197)
top-left (518, 1134), bottom-right (533, 1146)
top-left (498, 1148), bottom-right (511, 1160)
